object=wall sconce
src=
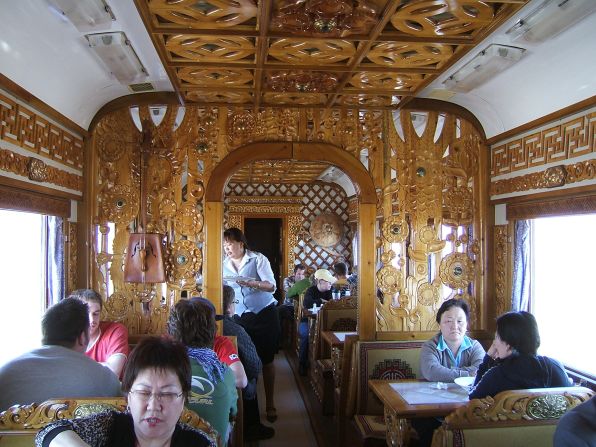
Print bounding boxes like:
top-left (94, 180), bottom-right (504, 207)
top-left (443, 44), bottom-right (526, 93)
top-left (506, 0), bottom-right (596, 43)
top-left (47, 0), bottom-right (115, 32)
top-left (85, 32), bottom-right (148, 84)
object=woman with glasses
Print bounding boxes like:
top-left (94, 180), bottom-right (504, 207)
top-left (35, 336), bottom-right (215, 447)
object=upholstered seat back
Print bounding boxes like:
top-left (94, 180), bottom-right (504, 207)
top-left (354, 340), bottom-right (423, 415)
top-left (432, 386), bottom-right (595, 447)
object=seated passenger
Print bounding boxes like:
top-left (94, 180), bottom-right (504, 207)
top-left (420, 299), bottom-right (485, 382)
top-left (0, 298), bottom-right (121, 410)
top-left (69, 289), bottom-right (129, 378)
top-left (554, 395), bottom-right (596, 447)
top-left (223, 285), bottom-right (274, 442)
top-left (190, 297), bottom-right (248, 390)
top-left (470, 311), bottom-right (570, 399)
top-left (298, 268), bottom-right (335, 375)
top-left (282, 264), bottom-right (309, 305)
top-left (332, 262), bottom-right (353, 297)
top-left (35, 336), bottom-right (215, 447)
top-left (168, 299), bottom-right (237, 444)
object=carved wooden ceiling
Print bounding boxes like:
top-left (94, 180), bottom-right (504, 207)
top-left (135, 0), bottom-right (527, 110)
top-left (229, 160), bottom-right (330, 183)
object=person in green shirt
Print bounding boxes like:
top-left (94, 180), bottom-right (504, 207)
top-left (167, 299), bottom-right (237, 445)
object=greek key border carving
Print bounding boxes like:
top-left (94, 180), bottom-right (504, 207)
top-left (0, 148), bottom-right (83, 192)
top-left (491, 110), bottom-right (596, 176)
top-left (0, 92), bottom-right (84, 169)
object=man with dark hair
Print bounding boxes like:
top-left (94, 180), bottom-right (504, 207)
top-left (167, 299), bottom-right (237, 444)
top-left (0, 298), bottom-right (122, 410)
top-left (68, 288), bottom-right (129, 378)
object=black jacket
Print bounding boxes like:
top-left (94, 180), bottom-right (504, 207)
top-left (470, 352), bottom-right (569, 399)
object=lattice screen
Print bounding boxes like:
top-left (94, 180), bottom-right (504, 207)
top-left (225, 182), bottom-right (353, 271)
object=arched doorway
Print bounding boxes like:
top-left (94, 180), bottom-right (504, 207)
top-left (204, 142), bottom-right (377, 340)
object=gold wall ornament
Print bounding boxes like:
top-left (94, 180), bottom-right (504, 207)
top-left (166, 239), bottom-right (203, 284)
top-left (443, 186), bottom-right (474, 225)
top-left (99, 184), bottom-right (139, 224)
top-left (526, 395), bottom-right (569, 419)
top-left (382, 215), bottom-right (409, 243)
top-left (227, 110), bottom-right (256, 145)
top-left (438, 252), bottom-right (474, 290)
top-left (494, 225), bottom-right (510, 316)
top-left (174, 203), bottom-right (203, 237)
top-left (27, 157), bottom-right (48, 182)
top-left (103, 291), bottom-right (129, 322)
top-left (310, 212), bottom-right (344, 247)
top-left (377, 265), bottom-right (402, 296)
top-left (417, 281), bottom-right (440, 307)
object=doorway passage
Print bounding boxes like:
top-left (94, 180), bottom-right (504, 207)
top-left (244, 218), bottom-right (283, 302)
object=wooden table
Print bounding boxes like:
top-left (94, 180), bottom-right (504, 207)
top-left (321, 330), bottom-right (357, 349)
top-left (369, 379), bottom-right (469, 447)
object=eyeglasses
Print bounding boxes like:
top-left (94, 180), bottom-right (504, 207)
top-left (129, 389), bottom-right (183, 403)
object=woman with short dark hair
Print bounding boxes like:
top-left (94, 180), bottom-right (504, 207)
top-left (420, 299), bottom-right (485, 382)
top-left (470, 311), bottom-right (570, 399)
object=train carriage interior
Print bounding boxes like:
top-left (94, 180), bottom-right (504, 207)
top-left (1, 0), bottom-right (595, 446)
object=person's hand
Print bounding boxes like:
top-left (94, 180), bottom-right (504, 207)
top-left (487, 342), bottom-right (499, 360)
top-left (236, 279), bottom-right (251, 287)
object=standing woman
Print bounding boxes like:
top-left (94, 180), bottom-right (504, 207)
top-left (223, 227), bottom-right (280, 423)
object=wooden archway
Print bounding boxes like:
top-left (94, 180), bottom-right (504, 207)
top-left (204, 142), bottom-right (377, 340)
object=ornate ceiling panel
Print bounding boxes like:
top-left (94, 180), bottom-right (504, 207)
top-left (139, 0), bottom-right (528, 109)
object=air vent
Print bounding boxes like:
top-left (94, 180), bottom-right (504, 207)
top-left (128, 82), bottom-right (154, 93)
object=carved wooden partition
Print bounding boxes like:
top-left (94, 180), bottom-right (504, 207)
top-left (89, 104), bottom-right (487, 341)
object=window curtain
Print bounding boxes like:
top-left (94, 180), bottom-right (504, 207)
top-left (511, 219), bottom-right (530, 312)
top-left (46, 216), bottom-right (64, 305)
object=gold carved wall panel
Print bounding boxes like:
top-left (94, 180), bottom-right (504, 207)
top-left (494, 225), bottom-right (511, 317)
top-left (90, 105), bottom-right (487, 338)
top-left (376, 111), bottom-right (486, 333)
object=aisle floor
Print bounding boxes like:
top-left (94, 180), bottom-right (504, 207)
top-left (255, 351), bottom-right (318, 447)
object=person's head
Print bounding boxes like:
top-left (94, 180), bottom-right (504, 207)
top-left (122, 336), bottom-right (190, 442)
top-left (42, 298), bottom-right (90, 351)
top-left (436, 299), bottom-right (470, 348)
top-left (314, 268), bottom-right (336, 292)
top-left (68, 289), bottom-right (102, 338)
top-left (223, 227), bottom-right (249, 259)
top-left (494, 311), bottom-right (540, 358)
top-left (293, 264), bottom-right (306, 281)
top-left (167, 299), bottom-right (216, 349)
top-left (333, 262), bottom-right (347, 278)
top-left (223, 285), bottom-right (236, 316)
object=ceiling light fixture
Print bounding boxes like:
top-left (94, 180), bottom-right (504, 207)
top-left (85, 32), bottom-right (148, 84)
top-left (443, 44), bottom-right (526, 93)
top-left (506, 0), bottom-right (596, 43)
top-left (47, 0), bottom-right (115, 32)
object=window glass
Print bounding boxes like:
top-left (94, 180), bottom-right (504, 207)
top-left (531, 214), bottom-right (596, 375)
top-left (0, 210), bottom-right (45, 367)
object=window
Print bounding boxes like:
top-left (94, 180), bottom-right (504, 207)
top-left (0, 210), bottom-right (45, 367)
top-left (530, 213), bottom-right (596, 376)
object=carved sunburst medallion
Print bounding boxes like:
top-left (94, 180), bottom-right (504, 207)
top-left (174, 203), bottom-right (203, 237)
top-left (104, 292), bottom-right (129, 322)
top-left (100, 185), bottom-right (139, 224)
top-left (167, 239), bottom-right (202, 283)
top-left (382, 215), bottom-right (409, 243)
top-left (376, 265), bottom-right (402, 295)
top-left (417, 282), bottom-right (440, 307)
top-left (439, 252), bottom-right (474, 289)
